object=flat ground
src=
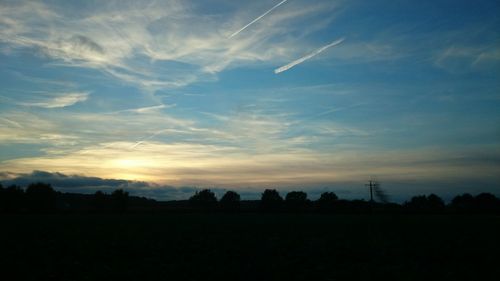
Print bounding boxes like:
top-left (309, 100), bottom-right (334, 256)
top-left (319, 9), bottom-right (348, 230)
top-left (1, 214), bottom-right (499, 281)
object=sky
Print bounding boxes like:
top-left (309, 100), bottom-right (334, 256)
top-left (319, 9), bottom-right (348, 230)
top-left (0, 0), bottom-right (499, 201)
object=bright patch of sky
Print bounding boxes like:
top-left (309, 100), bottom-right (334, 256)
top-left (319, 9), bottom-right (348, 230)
top-left (1, 0), bottom-right (499, 199)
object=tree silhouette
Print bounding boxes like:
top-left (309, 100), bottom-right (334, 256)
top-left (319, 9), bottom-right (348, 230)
top-left (427, 194), bottom-right (445, 210)
top-left (189, 189), bottom-right (217, 209)
top-left (111, 189), bottom-right (129, 212)
top-left (285, 191), bottom-right (308, 210)
top-left (25, 182), bottom-right (56, 212)
top-left (316, 192), bottom-right (338, 211)
top-left (450, 193), bottom-right (475, 212)
top-left (406, 195), bottom-right (426, 208)
top-left (92, 190), bottom-right (108, 211)
top-left (0, 184), bottom-right (4, 210)
top-left (405, 194), bottom-right (444, 213)
top-left (3, 179), bottom-right (499, 215)
top-left (319, 192), bottom-right (338, 202)
top-left (0, 184), bottom-right (6, 212)
top-left (220, 190), bottom-right (241, 211)
top-left (474, 193), bottom-right (499, 213)
top-left (450, 193), bottom-right (499, 213)
top-left (260, 189), bottom-right (283, 211)
top-left (2, 185), bottom-right (25, 212)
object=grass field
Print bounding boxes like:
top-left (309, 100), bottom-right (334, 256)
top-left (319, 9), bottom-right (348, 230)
top-left (2, 214), bottom-right (499, 280)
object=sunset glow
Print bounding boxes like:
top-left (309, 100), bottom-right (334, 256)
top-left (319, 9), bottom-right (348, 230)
top-left (1, 0), bottom-right (499, 199)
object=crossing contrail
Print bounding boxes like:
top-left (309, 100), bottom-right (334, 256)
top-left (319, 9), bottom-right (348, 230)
top-left (274, 37), bottom-right (345, 74)
top-left (131, 130), bottom-right (165, 149)
top-left (229, 0), bottom-right (288, 38)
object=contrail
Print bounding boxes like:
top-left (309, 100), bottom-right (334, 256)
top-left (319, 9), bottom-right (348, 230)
top-left (130, 130), bottom-right (165, 149)
top-left (274, 37), bottom-right (345, 74)
top-left (229, 0), bottom-right (288, 38)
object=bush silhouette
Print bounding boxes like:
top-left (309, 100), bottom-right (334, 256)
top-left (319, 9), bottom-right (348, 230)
top-left (285, 191), bottom-right (308, 210)
top-left (189, 189), bottom-right (217, 209)
top-left (260, 189), bottom-right (283, 211)
top-left (25, 182), bottom-right (56, 212)
top-left (220, 190), bottom-right (241, 211)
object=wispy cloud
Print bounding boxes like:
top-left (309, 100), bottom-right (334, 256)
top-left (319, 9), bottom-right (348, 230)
top-left (115, 104), bottom-right (175, 114)
top-left (3, 141), bottom-right (499, 189)
top-left (0, 104), bottom-right (192, 148)
top-left (228, 0), bottom-right (288, 38)
top-left (20, 92), bottom-right (89, 108)
top-left (275, 38), bottom-right (344, 73)
top-left (0, 0), bottom-right (337, 91)
top-left (0, 111), bottom-right (78, 146)
top-left (0, 117), bottom-right (23, 128)
top-left (434, 45), bottom-right (500, 72)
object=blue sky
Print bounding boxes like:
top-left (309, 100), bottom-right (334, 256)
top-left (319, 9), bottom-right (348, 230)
top-left (0, 0), bottom-right (499, 200)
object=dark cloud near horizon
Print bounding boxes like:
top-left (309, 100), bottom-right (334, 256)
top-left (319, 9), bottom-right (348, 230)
top-left (1, 170), bottom-right (140, 189)
top-left (0, 170), bottom-right (177, 200)
top-left (0, 170), bottom-right (255, 201)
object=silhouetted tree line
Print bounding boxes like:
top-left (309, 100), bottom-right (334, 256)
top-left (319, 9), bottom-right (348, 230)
top-left (1, 183), bottom-right (500, 214)
top-left (0, 182), bottom-right (153, 213)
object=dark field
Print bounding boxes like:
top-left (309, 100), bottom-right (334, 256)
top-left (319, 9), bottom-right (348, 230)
top-left (2, 214), bottom-right (499, 281)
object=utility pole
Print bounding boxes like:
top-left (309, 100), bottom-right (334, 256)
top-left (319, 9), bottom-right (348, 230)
top-left (366, 180), bottom-right (375, 203)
